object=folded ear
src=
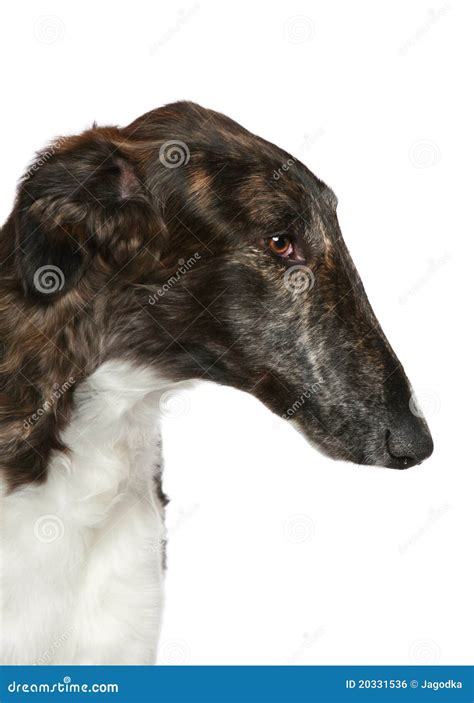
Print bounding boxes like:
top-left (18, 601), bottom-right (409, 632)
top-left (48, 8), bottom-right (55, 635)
top-left (15, 128), bottom-right (157, 299)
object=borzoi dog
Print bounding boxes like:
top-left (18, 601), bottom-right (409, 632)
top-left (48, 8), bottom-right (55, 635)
top-left (0, 102), bottom-right (433, 664)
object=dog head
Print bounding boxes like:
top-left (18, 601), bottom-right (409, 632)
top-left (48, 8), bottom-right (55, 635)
top-left (9, 101), bottom-right (433, 469)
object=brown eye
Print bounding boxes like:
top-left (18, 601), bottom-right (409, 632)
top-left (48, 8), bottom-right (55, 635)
top-left (268, 235), bottom-right (293, 257)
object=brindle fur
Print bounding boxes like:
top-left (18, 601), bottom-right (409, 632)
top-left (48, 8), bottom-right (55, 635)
top-left (0, 101), bottom-right (432, 492)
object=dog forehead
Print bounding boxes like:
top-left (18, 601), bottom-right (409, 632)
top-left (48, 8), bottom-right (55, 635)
top-left (145, 103), bottom-right (336, 237)
top-left (192, 145), bottom-right (325, 219)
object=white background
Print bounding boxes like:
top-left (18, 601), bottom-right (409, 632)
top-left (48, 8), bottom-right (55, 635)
top-left (1, 0), bottom-right (472, 665)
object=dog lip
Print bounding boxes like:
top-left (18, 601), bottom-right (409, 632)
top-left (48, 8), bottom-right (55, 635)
top-left (385, 454), bottom-right (421, 470)
top-left (356, 452), bottom-right (419, 470)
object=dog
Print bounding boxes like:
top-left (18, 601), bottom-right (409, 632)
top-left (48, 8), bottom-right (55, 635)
top-left (0, 101), bottom-right (433, 664)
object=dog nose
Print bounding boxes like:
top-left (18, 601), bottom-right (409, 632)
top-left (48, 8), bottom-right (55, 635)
top-left (385, 416), bottom-right (434, 469)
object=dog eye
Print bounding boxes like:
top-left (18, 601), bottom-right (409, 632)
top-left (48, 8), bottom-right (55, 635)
top-left (267, 235), bottom-right (293, 258)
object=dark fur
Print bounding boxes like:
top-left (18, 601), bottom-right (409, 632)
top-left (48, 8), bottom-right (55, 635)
top-left (0, 101), bottom-right (433, 491)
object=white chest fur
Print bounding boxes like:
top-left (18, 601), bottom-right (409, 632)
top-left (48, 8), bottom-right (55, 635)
top-left (0, 361), bottom-right (178, 665)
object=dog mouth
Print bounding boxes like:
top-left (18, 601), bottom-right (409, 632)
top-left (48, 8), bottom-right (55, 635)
top-left (292, 401), bottom-right (434, 470)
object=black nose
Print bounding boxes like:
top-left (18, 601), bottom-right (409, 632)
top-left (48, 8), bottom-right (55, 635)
top-left (385, 417), bottom-right (434, 469)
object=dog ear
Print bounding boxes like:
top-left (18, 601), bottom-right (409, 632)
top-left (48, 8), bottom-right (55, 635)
top-left (14, 128), bottom-right (157, 300)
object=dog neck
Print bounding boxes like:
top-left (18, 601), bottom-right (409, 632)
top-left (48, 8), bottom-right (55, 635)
top-left (1, 358), bottom-right (171, 663)
top-left (54, 359), bottom-right (174, 505)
